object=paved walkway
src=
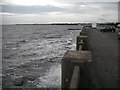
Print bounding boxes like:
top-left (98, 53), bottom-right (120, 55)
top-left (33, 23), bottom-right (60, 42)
top-left (86, 28), bottom-right (118, 88)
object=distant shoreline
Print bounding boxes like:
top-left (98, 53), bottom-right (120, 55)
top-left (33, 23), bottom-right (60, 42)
top-left (2, 23), bottom-right (84, 25)
top-left (1, 22), bottom-right (119, 26)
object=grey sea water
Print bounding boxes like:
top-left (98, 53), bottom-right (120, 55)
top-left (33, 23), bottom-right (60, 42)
top-left (0, 25), bottom-right (2, 89)
top-left (2, 25), bottom-right (81, 88)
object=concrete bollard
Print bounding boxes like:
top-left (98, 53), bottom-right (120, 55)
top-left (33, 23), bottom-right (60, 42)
top-left (78, 40), bottom-right (84, 51)
top-left (76, 36), bottom-right (88, 50)
top-left (62, 50), bottom-right (92, 89)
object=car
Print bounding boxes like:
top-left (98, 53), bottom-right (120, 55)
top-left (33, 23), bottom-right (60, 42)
top-left (118, 32), bottom-right (120, 40)
top-left (100, 26), bottom-right (116, 32)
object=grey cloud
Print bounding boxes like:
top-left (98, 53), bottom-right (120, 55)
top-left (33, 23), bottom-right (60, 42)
top-left (98, 18), bottom-right (106, 21)
top-left (95, 2), bottom-right (118, 10)
top-left (2, 2), bottom-right (118, 15)
top-left (2, 2), bottom-right (118, 24)
top-left (2, 4), bottom-right (65, 14)
top-left (56, 0), bottom-right (119, 2)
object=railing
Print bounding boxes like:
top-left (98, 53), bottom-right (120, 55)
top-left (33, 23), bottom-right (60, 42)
top-left (62, 26), bottom-right (92, 89)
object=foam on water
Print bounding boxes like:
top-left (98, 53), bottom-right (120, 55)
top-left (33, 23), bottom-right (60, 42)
top-left (37, 64), bottom-right (61, 88)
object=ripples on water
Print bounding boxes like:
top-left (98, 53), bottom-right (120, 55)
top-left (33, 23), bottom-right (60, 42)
top-left (2, 25), bottom-right (81, 88)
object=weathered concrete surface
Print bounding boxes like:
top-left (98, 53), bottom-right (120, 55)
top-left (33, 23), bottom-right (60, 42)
top-left (63, 50), bottom-right (92, 63)
top-left (86, 28), bottom-right (118, 88)
top-left (69, 66), bottom-right (80, 88)
top-left (62, 50), bottom-right (92, 88)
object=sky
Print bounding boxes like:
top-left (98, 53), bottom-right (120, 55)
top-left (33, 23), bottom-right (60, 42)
top-left (1, 0), bottom-right (119, 24)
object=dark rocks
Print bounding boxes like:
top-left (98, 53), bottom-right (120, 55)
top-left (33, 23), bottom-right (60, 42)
top-left (13, 77), bottom-right (28, 86)
top-left (13, 75), bottom-right (37, 86)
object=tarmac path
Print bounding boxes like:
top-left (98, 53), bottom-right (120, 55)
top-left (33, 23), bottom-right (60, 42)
top-left (86, 28), bottom-right (118, 88)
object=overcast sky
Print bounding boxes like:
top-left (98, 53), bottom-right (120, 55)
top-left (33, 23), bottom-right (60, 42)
top-left (1, 0), bottom-right (119, 24)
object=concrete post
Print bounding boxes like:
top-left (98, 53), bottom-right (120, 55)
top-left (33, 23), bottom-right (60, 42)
top-left (76, 36), bottom-right (88, 50)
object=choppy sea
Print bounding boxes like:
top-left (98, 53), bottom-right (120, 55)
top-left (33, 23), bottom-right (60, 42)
top-left (2, 25), bottom-right (82, 88)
